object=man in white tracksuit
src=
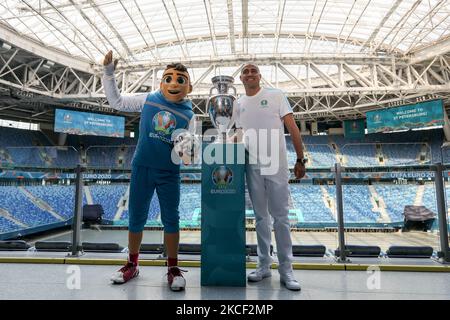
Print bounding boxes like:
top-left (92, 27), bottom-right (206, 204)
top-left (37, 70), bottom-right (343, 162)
top-left (233, 63), bottom-right (306, 291)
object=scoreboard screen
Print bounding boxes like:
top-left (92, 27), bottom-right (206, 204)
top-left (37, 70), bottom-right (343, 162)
top-left (367, 99), bottom-right (444, 134)
top-left (54, 109), bottom-right (125, 138)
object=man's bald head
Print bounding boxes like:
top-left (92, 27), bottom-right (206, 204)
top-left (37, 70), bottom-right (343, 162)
top-left (240, 63), bottom-right (261, 92)
top-left (241, 63), bottom-right (260, 75)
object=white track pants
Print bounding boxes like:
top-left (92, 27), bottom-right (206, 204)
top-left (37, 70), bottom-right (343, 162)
top-left (246, 165), bottom-right (293, 274)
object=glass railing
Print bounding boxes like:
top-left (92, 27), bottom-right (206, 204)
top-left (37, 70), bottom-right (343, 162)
top-left (0, 155), bottom-right (448, 262)
top-left (329, 163), bottom-right (449, 262)
top-left (0, 180), bottom-right (77, 240)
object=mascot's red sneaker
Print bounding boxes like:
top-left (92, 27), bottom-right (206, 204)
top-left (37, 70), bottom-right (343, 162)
top-left (110, 262), bottom-right (139, 284)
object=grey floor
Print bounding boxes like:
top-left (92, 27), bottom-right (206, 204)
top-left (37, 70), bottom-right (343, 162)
top-left (0, 263), bottom-right (449, 300)
top-left (2, 228), bottom-right (448, 300)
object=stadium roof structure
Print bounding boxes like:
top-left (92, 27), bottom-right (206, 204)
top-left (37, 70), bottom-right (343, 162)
top-left (0, 0), bottom-right (449, 126)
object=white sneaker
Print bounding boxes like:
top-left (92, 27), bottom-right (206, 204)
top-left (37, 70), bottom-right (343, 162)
top-left (110, 262), bottom-right (139, 284)
top-left (167, 267), bottom-right (187, 291)
top-left (280, 272), bottom-right (301, 291)
top-left (247, 267), bottom-right (272, 282)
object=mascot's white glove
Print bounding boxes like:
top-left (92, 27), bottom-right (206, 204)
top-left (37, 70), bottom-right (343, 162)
top-left (173, 131), bottom-right (200, 165)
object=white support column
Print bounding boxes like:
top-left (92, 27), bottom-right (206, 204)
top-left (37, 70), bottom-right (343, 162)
top-left (152, 68), bottom-right (158, 91)
top-left (443, 109), bottom-right (450, 142)
top-left (58, 133), bottom-right (67, 146)
top-left (300, 120), bottom-right (307, 132)
top-left (275, 63), bottom-right (279, 88)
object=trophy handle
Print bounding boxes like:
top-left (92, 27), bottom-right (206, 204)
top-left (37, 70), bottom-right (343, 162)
top-left (206, 96), bottom-right (214, 124)
top-left (206, 96), bottom-right (220, 140)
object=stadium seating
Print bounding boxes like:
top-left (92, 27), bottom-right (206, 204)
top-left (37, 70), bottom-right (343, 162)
top-left (1, 126), bottom-right (449, 236)
top-left (0, 126), bottom-right (51, 147)
top-left (5, 147), bottom-right (45, 167)
top-left (0, 186), bottom-right (58, 227)
top-left (342, 186), bottom-right (380, 222)
top-left (86, 146), bottom-right (121, 168)
top-left (25, 185), bottom-right (76, 219)
top-left (179, 184), bottom-right (201, 225)
top-left (382, 143), bottom-right (423, 166)
top-left (66, 135), bottom-right (136, 148)
top-left (374, 185), bottom-right (418, 222)
top-left (89, 184), bottom-right (128, 220)
top-left (0, 181), bottom-right (446, 235)
top-left (341, 144), bottom-right (379, 167)
top-left (287, 135), bottom-right (336, 168)
top-left (0, 216), bottom-right (20, 233)
top-left (305, 145), bottom-right (336, 167)
top-left (325, 185), bottom-right (381, 222)
top-left (290, 185), bottom-right (335, 222)
top-left (123, 146), bottom-right (136, 169)
top-left (422, 185), bottom-right (438, 213)
top-left (49, 148), bottom-right (80, 168)
top-left (1, 126), bottom-right (449, 169)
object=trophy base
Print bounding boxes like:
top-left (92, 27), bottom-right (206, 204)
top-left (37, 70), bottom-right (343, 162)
top-left (201, 143), bottom-right (246, 287)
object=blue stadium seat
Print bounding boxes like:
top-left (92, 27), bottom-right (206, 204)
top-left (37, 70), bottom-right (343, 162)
top-left (374, 185), bottom-right (418, 222)
top-left (89, 184), bottom-right (128, 220)
top-left (25, 185), bottom-right (77, 219)
top-left (290, 185), bottom-right (335, 222)
top-left (0, 186), bottom-right (59, 227)
top-left (0, 216), bottom-right (21, 233)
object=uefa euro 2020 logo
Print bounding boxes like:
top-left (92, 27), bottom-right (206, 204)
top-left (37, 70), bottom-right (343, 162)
top-left (153, 111), bottom-right (177, 135)
top-left (212, 166), bottom-right (233, 188)
top-left (374, 114), bottom-right (382, 123)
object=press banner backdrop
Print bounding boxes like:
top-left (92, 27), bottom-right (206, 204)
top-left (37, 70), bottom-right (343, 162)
top-left (366, 99), bottom-right (444, 134)
top-left (54, 109), bottom-right (125, 137)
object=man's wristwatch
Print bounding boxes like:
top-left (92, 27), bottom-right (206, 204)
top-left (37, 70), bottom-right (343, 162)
top-left (296, 158), bottom-right (308, 166)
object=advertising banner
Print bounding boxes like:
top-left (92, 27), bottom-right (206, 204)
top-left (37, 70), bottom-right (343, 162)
top-left (54, 109), bottom-right (125, 137)
top-left (344, 119), bottom-right (365, 139)
top-left (367, 100), bottom-right (444, 134)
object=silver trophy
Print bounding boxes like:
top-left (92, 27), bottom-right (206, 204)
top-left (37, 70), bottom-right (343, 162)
top-left (207, 75), bottom-right (237, 143)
